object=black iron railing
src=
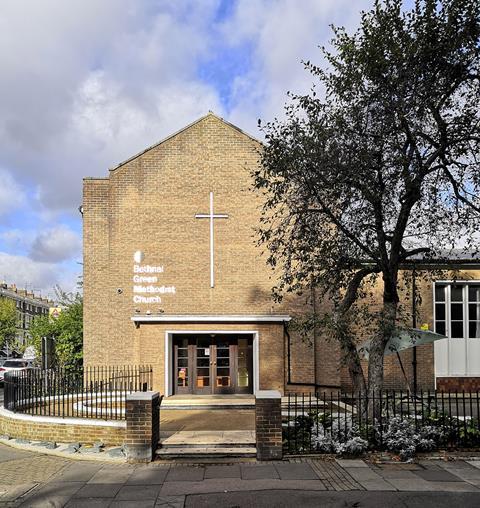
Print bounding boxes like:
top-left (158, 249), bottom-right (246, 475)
top-left (284, 390), bottom-right (480, 454)
top-left (3, 365), bottom-right (153, 420)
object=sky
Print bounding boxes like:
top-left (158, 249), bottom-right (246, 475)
top-left (0, 0), bottom-right (375, 300)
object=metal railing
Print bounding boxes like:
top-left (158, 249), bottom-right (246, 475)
top-left (3, 365), bottom-right (153, 420)
top-left (284, 390), bottom-right (480, 454)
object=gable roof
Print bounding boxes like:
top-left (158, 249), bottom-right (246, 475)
top-left (109, 112), bottom-right (262, 172)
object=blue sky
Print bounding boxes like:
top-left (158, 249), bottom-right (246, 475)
top-left (0, 0), bottom-right (376, 298)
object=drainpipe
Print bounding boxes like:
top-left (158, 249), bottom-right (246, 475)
top-left (412, 264), bottom-right (418, 394)
top-left (311, 284), bottom-right (318, 388)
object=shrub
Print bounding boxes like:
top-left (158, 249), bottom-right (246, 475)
top-left (383, 417), bottom-right (440, 460)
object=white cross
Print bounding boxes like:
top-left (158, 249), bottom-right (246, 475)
top-left (195, 192), bottom-right (229, 288)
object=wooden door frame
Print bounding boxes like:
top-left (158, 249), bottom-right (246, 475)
top-left (165, 330), bottom-right (259, 397)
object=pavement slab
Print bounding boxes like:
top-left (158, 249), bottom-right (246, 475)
top-left (425, 481), bottom-right (479, 492)
top-left (115, 484), bottom-right (163, 500)
top-left (335, 459), bottom-right (368, 468)
top-left (466, 460), bottom-right (480, 469)
top-left (386, 478), bottom-right (436, 491)
top-left (73, 483), bottom-right (123, 498)
top-left (360, 479), bottom-right (397, 491)
top-left (0, 455), bottom-right (71, 484)
top-left (110, 501), bottom-right (156, 508)
top-left (240, 465), bottom-right (279, 480)
top-left (375, 469), bottom-right (418, 479)
top-left (0, 482), bottom-right (38, 502)
top-left (344, 467), bottom-right (384, 482)
top-left (87, 467), bottom-right (133, 484)
top-left (155, 495), bottom-right (186, 507)
top-left (165, 466), bottom-right (205, 482)
top-left (160, 479), bottom-right (327, 496)
top-left (126, 466), bottom-right (170, 485)
top-left (204, 464), bottom-right (241, 479)
top-left (414, 468), bottom-right (463, 482)
top-left (274, 463), bottom-right (319, 480)
top-left (21, 494), bottom-right (71, 507)
top-left (65, 499), bottom-right (112, 507)
top-left (52, 462), bottom-right (104, 482)
top-left (33, 481), bottom-right (84, 498)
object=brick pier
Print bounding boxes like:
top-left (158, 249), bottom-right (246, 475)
top-left (255, 390), bottom-right (283, 460)
top-left (125, 391), bottom-right (161, 463)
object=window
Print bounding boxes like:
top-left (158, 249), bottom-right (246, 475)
top-left (434, 282), bottom-right (480, 339)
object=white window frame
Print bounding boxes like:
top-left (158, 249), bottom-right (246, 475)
top-left (434, 280), bottom-right (480, 377)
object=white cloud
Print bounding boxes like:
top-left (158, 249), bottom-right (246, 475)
top-left (0, 252), bottom-right (59, 295)
top-left (0, 170), bottom-right (26, 216)
top-left (29, 225), bottom-right (81, 263)
top-left (0, 0), bottom-right (223, 213)
top-left (222, 0), bottom-right (373, 132)
top-left (0, 229), bottom-right (34, 251)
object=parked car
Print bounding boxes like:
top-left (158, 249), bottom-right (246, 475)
top-left (0, 359), bottom-right (36, 383)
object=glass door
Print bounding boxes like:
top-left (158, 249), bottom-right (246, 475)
top-left (174, 337), bottom-right (191, 394)
top-left (213, 338), bottom-right (235, 394)
top-left (194, 337), bottom-right (213, 394)
top-left (235, 337), bottom-right (253, 394)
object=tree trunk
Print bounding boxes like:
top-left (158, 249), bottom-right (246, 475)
top-left (367, 273), bottom-right (399, 420)
top-left (341, 338), bottom-right (367, 394)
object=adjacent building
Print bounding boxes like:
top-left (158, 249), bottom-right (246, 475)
top-left (82, 113), bottom-right (480, 395)
top-left (0, 283), bottom-right (53, 348)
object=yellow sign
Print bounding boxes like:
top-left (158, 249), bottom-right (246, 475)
top-left (49, 307), bottom-right (62, 319)
top-left (420, 323), bottom-right (429, 331)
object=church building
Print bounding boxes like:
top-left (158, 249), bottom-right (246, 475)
top-left (82, 113), bottom-right (480, 395)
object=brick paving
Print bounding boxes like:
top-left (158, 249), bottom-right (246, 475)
top-left (0, 443), bottom-right (479, 506)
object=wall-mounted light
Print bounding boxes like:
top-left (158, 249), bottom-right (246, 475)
top-left (78, 205), bottom-right (84, 216)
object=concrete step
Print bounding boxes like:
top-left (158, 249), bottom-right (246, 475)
top-left (161, 442), bottom-right (255, 449)
top-left (161, 395), bottom-right (255, 411)
top-left (156, 446), bottom-right (257, 459)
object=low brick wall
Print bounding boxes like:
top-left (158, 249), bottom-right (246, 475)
top-left (436, 377), bottom-right (480, 391)
top-left (0, 408), bottom-right (125, 446)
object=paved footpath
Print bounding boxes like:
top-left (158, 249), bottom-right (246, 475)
top-left (0, 444), bottom-right (479, 507)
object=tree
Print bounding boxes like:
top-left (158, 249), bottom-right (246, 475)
top-left (0, 297), bottom-right (17, 353)
top-left (254, 0), bottom-right (480, 397)
top-left (29, 288), bottom-right (83, 371)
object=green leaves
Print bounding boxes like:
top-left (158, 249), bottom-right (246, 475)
top-left (28, 297), bottom-right (83, 371)
top-left (0, 297), bottom-right (17, 350)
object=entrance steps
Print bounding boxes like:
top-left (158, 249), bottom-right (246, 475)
top-left (156, 431), bottom-right (256, 460)
top-left (162, 395), bottom-right (255, 410)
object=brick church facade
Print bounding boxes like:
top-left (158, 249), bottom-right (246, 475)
top-left (82, 113), bottom-right (480, 395)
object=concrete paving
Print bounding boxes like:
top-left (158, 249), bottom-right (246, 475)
top-left (0, 443), bottom-right (480, 506)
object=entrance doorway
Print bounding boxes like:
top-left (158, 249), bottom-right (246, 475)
top-left (173, 334), bottom-right (253, 395)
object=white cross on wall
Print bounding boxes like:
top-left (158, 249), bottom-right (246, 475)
top-left (195, 192), bottom-right (229, 288)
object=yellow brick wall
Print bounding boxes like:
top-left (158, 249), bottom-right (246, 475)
top-left (83, 113), bottom-right (480, 393)
top-left (0, 413), bottom-right (125, 446)
top-left (83, 114), bottom-right (331, 393)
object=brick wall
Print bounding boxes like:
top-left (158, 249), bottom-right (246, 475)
top-left (255, 391), bottom-right (282, 460)
top-left (82, 113), bottom-right (480, 394)
top-left (0, 409), bottom-right (125, 446)
top-left (82, 114), bottom-right (340, 394)
top-left (436, 377), bottom-right (480, 391)
top-left (124, 392), bottom-right (160, 463)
